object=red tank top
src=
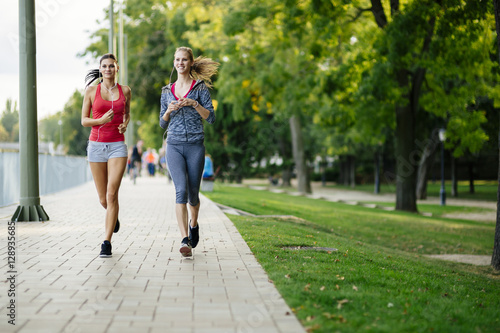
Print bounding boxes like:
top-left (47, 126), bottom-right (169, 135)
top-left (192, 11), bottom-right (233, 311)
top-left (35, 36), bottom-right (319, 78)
top-left (89, 83), bottom-right (126, 142)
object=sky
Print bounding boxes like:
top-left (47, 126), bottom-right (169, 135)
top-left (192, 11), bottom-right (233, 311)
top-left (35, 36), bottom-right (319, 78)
top-left (0, 0), bottom-right (111, 120)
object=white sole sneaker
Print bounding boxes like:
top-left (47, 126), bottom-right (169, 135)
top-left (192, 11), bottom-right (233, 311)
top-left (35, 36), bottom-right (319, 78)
top-left (180, 244), bottom-right (192, 257)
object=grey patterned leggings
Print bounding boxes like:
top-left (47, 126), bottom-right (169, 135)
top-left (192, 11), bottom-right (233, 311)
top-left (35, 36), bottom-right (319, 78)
top-left (166, 142), bottom-right (205, 205)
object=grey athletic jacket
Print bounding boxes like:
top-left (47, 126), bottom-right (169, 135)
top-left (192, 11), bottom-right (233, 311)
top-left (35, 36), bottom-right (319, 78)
top-left (160, 80), bottom-right (215, 144)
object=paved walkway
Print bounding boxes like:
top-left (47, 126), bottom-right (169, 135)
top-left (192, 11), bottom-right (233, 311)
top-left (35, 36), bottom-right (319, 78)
top-left (0, 177), bottom-right (305, 333)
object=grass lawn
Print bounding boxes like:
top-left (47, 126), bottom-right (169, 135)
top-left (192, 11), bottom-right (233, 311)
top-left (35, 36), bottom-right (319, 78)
top-left (204, 184), bottom-right (500, 333)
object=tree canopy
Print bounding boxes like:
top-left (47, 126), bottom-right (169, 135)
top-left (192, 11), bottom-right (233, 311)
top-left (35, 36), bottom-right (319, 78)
top-left (59, 0), bottom-right (499, 210)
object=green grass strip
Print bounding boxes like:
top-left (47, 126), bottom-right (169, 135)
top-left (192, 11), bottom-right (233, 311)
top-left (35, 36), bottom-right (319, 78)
top-left (205, 185), bottom-right (500, 332)
top-left (207, 185), bottom-right (494, 255)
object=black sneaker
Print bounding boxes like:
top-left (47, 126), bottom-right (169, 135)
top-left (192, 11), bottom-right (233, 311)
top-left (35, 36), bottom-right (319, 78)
top-left (179, 237), bottom-right (192, 257)
top-left (100, 240), bottom-right (112, 258)
top-left (114, 219), bottom-right (120, 233)
top-left (189, 222), bottom-right (199, 248)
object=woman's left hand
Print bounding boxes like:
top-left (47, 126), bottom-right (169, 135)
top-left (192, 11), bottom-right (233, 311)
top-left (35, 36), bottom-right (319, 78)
top-left (177, 97), bottom-right (197, 108)
top-left (118, 123), bottom-right (127, 134)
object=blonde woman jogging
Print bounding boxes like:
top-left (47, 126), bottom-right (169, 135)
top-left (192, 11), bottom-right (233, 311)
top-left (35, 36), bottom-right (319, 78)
top-left (160, 46), bottom-right (219, 257)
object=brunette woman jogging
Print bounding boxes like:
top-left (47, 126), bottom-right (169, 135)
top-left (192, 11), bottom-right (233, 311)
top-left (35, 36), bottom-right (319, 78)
top-left (160, 46), bottom-right (219, 257)
top-left (81, 53), bottom-right (131, 258)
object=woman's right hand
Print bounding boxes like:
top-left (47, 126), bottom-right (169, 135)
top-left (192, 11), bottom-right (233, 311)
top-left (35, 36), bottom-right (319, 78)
top-left (100, 109), bottom-right (114, 125)
top-left (167, 101), bottom-right (180, 113)
top-left (163, 101), bottom-right (179, 122)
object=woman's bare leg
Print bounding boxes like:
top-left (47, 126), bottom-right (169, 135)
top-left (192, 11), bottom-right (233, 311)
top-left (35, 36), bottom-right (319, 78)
top-left (176, 203), bottom-right (189, 238)
top-left (89, 162), bottom-right (108, 210)
top-left (103, 157), bottom-right (127, 241)
top-left (188, 202), bottom-right (200, 227)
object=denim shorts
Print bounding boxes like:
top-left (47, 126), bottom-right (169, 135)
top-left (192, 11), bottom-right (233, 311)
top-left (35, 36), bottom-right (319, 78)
top-left (87, 141), bottom-right (128, 162)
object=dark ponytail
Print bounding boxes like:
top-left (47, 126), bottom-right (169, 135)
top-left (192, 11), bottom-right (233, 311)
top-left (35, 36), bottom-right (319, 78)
top-left (84, 53), bottom-right (118, 88)
top-left (85, 69), bottom-right (101, 88)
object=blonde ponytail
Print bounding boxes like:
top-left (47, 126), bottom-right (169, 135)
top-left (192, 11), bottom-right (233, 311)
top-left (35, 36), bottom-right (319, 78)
top-left (190, 56), bottom-right (219, 88)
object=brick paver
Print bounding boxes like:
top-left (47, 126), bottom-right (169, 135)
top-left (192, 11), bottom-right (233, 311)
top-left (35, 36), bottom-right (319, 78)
top-left (0, 176), bottom-right (304, 333)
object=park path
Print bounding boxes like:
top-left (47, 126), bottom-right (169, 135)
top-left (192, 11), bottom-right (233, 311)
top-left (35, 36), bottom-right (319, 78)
top-left (242, 179), bottom-right (496, 221)
top-left (0, 177), bottom-right (305, 333)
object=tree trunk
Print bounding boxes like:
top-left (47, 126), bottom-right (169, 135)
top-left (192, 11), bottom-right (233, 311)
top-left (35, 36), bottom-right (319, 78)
top-left (369, 0), bottom-right (433, 213)
top-left (491, 0), bottom-right (500, 271)
top-left (416, 129), bottom-right (440, 200)
top-left (278, 136), bottom-right (292, 187)
top-left (337, 156), bottom-right (343, 185)
top-left (468, 162), bottom-right (475, 194)
top-left (451, 154), bottom-right (458, 197)
top-left (395, 103), bottom-right (418, 212)
top-left (321, 156), bottom-right (327, 187)
top-left (395, 18), bottom-right (434, 212)
top-left (374, 152), bottom-right (381, 194)
top-left (370, 0), bottom-right (388, 28)
top-left (289, 115), bottom-right (311, 193)
top-left (343, 158), bottom-right (349, 186)
top-left (493, 142), bottom-right (500, 270)
top-left (281, 169), bottom-right (292, 187)
top-left (235, 173), bottom-right (243, 184)
top-left (349, 155), bottom-right (356, 188)
top-left (339, 156), bottom-right (349, 186)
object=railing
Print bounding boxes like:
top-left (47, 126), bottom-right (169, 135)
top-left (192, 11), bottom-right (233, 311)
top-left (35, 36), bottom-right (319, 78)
top-left (0, 152), bottom-right (92, 207)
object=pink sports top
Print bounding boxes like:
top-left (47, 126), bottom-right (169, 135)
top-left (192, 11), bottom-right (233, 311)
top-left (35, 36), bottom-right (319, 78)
top-left (89, 83), bottom-right (126, 142)
top-left (171, 80), bottom-right (196, 100)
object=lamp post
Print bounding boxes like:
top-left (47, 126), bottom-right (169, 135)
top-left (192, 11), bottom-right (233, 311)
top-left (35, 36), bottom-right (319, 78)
top-left (11, 0), bottom-right (49, 222)
top-left (109, 0), bottom-right (114, 53)
top-left (439, 128), bottom-right (446, 206)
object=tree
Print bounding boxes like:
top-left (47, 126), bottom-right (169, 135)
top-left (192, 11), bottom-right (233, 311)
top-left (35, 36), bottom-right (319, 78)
top-left (38, 91), bottom-right (90, 155)
top-left (214, 0), bottom-right (344, 192)
top-left (39, 115), bottom-right (60, 144)
top-left (0, 124), bottom-right (9, 141)
top-left (61, 91), bottom-right (90, 156)
top-left (1, 98), bottom-right (19, 142)
top-left (360, 0), bottom-right (493, 212)
top-left (77, 0), bottom-right (496, 196)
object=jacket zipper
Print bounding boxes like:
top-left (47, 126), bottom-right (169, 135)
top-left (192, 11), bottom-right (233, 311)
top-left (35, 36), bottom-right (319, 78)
top-left (169, 80), bottom-right (202, 142)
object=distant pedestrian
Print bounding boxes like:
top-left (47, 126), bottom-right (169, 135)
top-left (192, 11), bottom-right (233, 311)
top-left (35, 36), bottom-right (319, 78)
top-left (145, 148), bottom-right (156, 176)
top-left (203, 153), bottom-right (214, 180)
top-left (81, 53), bottom-right (131, 258)
top-left (130, 140), bottom-right (143, 182)
top-left (160, 46), bottom-right (219, 257)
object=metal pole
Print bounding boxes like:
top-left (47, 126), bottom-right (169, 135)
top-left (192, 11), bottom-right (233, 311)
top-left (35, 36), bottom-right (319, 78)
top-left (124, 34), bottom-right (128, 87)
top-left (440, 141), bottom-right (446, 206)
top-left (119, 3), bottom-right (124, 76)
top-left (119, 2), bottom-right (132, 148)
top-left (109, 0), bottom-right (114, 54)
top-left (124, 34), bottom-right (132, 147)
top-left (11, 0), bottom-right (49, 222)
